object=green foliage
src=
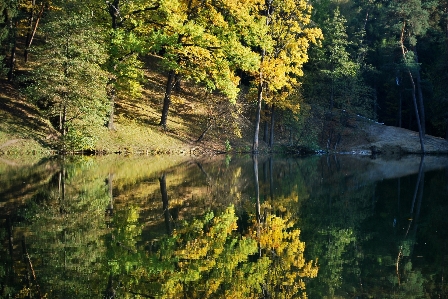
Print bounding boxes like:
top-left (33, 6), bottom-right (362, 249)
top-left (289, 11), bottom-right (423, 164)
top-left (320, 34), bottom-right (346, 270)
top-left (146, 0), bottom-right (260, 101)
top-left (303, 7), bottom-right (374, 118)
top-left (25, 1), bottom-right (109, 151)
top-left (0, 0), bottom-right (18, 75)
top-left (107, 28), bottom-right (145, 98)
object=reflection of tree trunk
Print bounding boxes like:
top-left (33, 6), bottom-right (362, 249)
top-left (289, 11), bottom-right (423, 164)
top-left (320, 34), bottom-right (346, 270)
top-left (7, 216), bottom-right (15, 282)
top-left (398, 156), bottom-right (425, 283)
top-left (59, 165), bottom-right (66, 209)
top-left (263, 159), bottom-right (268, 183)
top-left (269, 156), bottom-right (274, 201)
top-left (253, 155), bottom-right (261, 222)
top-left (269, 104), bottom-right (275, 148)
top-left (396, 178), bottom-right (401, 227)
top-left (398, 88), bottom-right (402, 128)
top-left (106, 173), bottom-right (114, 216)
top-left (7, 216), bottom-right (14, 262)
top-left (253, 154), bottom-right (262, 257)
top-left (159, 174), bottom-right (172, 235)
top-left (412, 168), bottom-right (424, 239)
top-left (22, 237), bottom-right (41, 297)
top-left (410, 156), bottom-right (425, 217)
top-left (196, 162), bottom-right (212, 187)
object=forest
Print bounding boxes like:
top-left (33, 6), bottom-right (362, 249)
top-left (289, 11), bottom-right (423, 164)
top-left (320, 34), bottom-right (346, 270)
top-left (1, 0), bottom-right (448, 153)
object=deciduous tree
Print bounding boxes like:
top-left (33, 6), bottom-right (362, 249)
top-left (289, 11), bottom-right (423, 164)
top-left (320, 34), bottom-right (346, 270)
top-left (26, 0), bottom-right (109, 151)
top-left (251, 0), bottom-right (322, 152)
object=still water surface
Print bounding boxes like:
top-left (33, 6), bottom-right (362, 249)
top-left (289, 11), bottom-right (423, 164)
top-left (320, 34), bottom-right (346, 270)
top-left (1, 154), bottom-right (447, 298)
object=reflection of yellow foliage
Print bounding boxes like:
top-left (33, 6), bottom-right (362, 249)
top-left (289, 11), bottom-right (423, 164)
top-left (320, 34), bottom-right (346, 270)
top-left (136, 205), bottom-right (317, 299)
top-left (252, 210), bottom-right (319, 299)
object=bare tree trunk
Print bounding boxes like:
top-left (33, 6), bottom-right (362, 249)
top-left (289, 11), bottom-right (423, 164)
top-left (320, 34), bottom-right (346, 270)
top-left (407, 70), bottom-right (425, 153)
top-left (263, 104), bottom-right (269, 142)
top-left (107, 88), bottom-right (116, 130)
top-left (24, 1), bottom-right (44, 62)
top-left (414, 49), bottom-right (426, 137)
top-left (160, 71), bottom-right (176, 129)
top-left (106, 0), bottom-right (121, 130)
top-left (269, 104), bottom-right (275, 148)
top-left (329, 77), bottom-right (335, 111)
top-left (108, 0), bottom-right (120, 30)
top-left (253, 1), bottom-right (271, 153)
top-left (7, 22), bottom-right (17, 81)
top-left (400, 24), bottom-right (425, 153)
top-left (24, 0), bottom-right (36, 62)
top-left (253, 81), bottom-right (263, 153)
top-left (263, 119), bottom-right (269, 143)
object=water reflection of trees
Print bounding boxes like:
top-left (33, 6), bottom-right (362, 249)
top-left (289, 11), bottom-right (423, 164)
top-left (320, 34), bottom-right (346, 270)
top-left (1, 155), bottom-right (447, 298)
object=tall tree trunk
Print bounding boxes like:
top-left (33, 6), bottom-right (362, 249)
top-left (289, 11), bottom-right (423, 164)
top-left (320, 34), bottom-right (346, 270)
top-left (107, 87), bottom-right (116, 130)
top-left (253, 79), bottom-right (263, 153)
top-left (400, 24), bottom-right (425, 153)
top-left (414, 49), bottom-right (426, 137)
top-left (269, 104), bottom-right (275, 148)
top-left (7, 22), bottom-right (17, 81)
top-left (108, 0), bottom-right (120, 30)
top-left (104, 273), bottom-right (116, 299)
top-left (106, 0), bottom-right (120, 130)
top-left (407, 70), bottom-right (425, 153)
top-left (23, 0), bottom-right (39, 62)
top-left (329, 77), bottom-right (335, 110)
top-left (263, 120), bottom-right (268, 142)
top-left (253, 1), bottom-right (271, 153)
top-left (160, 71), bottom-right (176, 129)
top-left (263, 104), bottom-right (269, 142)
top-left (24, 0), bottom-right (35, 62)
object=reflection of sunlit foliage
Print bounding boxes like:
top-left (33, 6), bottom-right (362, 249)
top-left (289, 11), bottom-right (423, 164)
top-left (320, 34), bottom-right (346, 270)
top-left (109, 205), bottom-right (317, 299)
top-left (251, 209), bottom-right (318, 298)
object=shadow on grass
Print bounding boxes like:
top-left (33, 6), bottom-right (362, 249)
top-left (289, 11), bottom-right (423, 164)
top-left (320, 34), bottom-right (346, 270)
top-left (0, 79), bottom-right (57, 150)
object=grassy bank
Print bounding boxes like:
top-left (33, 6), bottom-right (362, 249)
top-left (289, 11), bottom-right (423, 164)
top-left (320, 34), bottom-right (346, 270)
top-left (0, 58), bottom-right (258, 162)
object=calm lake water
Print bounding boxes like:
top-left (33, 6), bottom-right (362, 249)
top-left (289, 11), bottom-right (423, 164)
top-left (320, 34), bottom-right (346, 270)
top-left (1, 154), bottom-right (447, 298)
